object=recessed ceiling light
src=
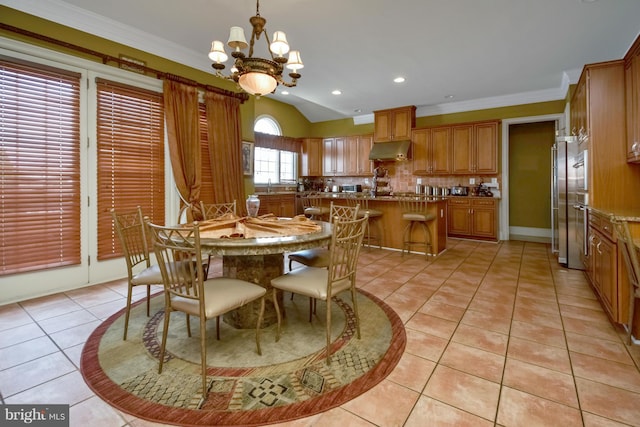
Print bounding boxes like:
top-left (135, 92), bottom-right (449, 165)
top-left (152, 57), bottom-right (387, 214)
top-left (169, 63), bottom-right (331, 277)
top-left (393, 77), bottom-right (405, 83)
top-left (444, 94), bottom-right (455, 99)
top-left (281, 90), bottom-right (289, 95)
top-left (332, 90), bottom-right (342, 95)
top-left (354, 109), bottom-right (362, 113)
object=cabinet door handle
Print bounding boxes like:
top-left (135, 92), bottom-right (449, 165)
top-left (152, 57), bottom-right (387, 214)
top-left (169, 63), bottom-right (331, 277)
top-left (596, 241), bottom-right (602, 255)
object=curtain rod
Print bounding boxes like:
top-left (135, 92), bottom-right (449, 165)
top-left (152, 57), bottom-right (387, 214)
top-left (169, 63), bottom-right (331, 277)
top-left (0, 22), bottom-right (249, 102)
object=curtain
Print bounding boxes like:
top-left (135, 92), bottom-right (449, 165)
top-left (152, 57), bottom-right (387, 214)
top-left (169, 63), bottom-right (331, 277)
top-left (205, 90), bottom-right (245, 211)
top-left (255, 132), bottom-right (301, 152)
top-left (163, 79), bottom-right (201, 221)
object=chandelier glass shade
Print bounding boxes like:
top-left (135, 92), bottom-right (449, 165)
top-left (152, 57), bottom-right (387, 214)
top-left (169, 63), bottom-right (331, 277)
top-left (208, 0), bottom-right (303, 97)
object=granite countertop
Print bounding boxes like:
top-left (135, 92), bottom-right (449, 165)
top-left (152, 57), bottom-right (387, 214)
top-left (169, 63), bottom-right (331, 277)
top-left (310, 192), bottom-right (500, 201)
top-left (587, 206), bottom-right (640, 222)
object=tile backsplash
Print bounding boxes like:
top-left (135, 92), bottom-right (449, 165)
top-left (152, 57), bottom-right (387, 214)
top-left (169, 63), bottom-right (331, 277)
top-left (317, 161), bottom-right (501, 194)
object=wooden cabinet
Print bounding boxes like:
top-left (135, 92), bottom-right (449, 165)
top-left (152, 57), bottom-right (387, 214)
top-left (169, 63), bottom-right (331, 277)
top-left (322, 137), bottom-right (347, 176)
top-left (346, 134), bottom-right (374, 176)
top-left (451, 121), bottom-right (499, 175)
top-left (257, 193), bottom-right (296, 218)
top-left (570, 77), bottom-right (588, 147)
top-left (373, 106), bottom-right (416, 142)
top-left (572, 60), bottom-right (640, 212)
top-left (447, 198), bottom-right (498, 241)
top-left (300, 138), bottom-right (322, 176)
top-left (412, 127), bottom-right (451, 175)
top-left (625, 36), bottom-right (640, 163)
top-left (588, 213), bottom-right (619, 321)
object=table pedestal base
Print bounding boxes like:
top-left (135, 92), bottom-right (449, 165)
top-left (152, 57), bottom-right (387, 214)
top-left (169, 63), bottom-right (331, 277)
top-left (222, 253), bottom-right (284, 329)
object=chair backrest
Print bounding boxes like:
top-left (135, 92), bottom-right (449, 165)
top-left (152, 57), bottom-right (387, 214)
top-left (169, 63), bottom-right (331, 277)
top-left (346, 194), bottom-right (372, 210)
top-left (200, 200), bottom-right (237, 220)
top-left (328, 201), bottom-right (359, 224)
top-left (146, 220), bottom-right (205, 308)
top-left (398, 195), bottom-right (430, 214)
top-left (327, 215), bottom-right (368, 286)
top-left (111, 207), bottom-right (151, 276)
top-left (614, 219), bottom-right (640, 297)
top-left (302, 192), bottom-right (323, 209)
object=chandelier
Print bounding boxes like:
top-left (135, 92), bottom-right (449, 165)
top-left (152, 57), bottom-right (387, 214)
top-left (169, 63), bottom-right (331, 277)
top-left (208, 0), bottom-right (303, 97)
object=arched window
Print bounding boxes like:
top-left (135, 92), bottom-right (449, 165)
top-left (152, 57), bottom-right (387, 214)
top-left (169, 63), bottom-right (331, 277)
top-left (254, 115), bottom-right (281, 136)
top-left (253, 116), bottom-right (297, 184)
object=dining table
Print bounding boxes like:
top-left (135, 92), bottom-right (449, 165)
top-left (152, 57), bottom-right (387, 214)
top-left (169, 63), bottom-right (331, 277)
top-left (194, 214), bottom-right (333, 329)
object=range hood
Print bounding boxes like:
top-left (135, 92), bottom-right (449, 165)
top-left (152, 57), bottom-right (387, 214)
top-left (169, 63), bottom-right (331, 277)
top-left (368, 140), bottom-right (411, 161)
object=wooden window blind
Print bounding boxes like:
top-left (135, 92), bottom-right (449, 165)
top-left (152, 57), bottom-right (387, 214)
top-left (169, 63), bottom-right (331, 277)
top-left (199, 103), bottom-right (215, 203)
top-left (96, 78), bottom-right (165, 260)
top-left (0, 59), bottom-right (81, 276)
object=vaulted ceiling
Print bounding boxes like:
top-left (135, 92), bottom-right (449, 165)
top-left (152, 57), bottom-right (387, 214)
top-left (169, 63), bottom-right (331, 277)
top-left (4, 0), bottom-right (640, 123)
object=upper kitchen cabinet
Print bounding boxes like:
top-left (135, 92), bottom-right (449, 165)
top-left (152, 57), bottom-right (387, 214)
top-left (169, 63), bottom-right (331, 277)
top-left (300, 138), bottom-right (323, 176)
top-left (323, 137), bottom-right (347, 176)
top-left (625, 35), bottom-right (640, 163)
top-left (412, 127), bottom-right (451, 175)
top-left (373, 106), bottom-right (416, 142)
top-left (572, 60), bottom-right (639, 211)
top-left (451, 120), bottom-right (499, 175)
top-left (346, 134), bottom-right (374, 176)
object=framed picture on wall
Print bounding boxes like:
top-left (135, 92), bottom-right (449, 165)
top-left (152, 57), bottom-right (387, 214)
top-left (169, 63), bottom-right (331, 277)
top-left (242, 141), bottom-right (254, 176)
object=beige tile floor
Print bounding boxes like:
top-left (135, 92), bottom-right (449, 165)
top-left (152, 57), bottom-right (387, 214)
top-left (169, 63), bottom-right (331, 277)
top-left (1, 239), bottom-right (640, 426)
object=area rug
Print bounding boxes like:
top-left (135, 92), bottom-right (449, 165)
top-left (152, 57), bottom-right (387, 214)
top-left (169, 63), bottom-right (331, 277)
top-left (80, 288), bottom-right (405, 426)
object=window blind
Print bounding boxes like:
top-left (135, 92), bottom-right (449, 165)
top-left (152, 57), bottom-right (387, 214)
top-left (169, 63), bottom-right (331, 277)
top-left (199, 103), bottom-right (214, 203)
top-left (96, 78), bottom-right (165, 260)
top-left (0, 59), bottom-right (82, 276)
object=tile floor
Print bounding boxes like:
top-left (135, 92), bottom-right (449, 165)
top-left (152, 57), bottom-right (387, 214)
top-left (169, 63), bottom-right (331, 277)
top-left (1, 239), bottom-right (640, 426)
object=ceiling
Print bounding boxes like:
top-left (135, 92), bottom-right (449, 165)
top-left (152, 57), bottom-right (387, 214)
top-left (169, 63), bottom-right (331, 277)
top-left (4, 0), bottom-right (640, 123)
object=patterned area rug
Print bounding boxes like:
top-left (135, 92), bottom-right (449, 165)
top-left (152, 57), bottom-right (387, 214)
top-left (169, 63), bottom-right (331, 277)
top-left (80, 289), bottom-right (405, 426)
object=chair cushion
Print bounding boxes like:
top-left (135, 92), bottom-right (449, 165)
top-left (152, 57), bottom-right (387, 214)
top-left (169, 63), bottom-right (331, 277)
top-left (131, 260), bottom-right (206, 286)
top-left (131, 264), bottom-right (163, 286)
top-left (358, 208), bottom-right (383, 218)
top-left (288, 248), bottom-right (330, 268)
top-left (402, 212), bottom-right (436, 222)
top-left (171, 278), bottom-right (266, 318)
top-left (304, 206), bottom-right (330, 216)
top-left (271, 266), bottom-right (351, 300)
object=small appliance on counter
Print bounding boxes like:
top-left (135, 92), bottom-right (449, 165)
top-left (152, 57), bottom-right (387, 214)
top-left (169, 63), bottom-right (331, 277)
top-left (450, 185), bottom-right (469, 196)
top-left (342, 184), bottom-right (363, 193)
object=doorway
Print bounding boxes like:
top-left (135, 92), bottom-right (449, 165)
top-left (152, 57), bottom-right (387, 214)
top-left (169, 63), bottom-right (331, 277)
top-left (500, 113), bottom-right (566, 241)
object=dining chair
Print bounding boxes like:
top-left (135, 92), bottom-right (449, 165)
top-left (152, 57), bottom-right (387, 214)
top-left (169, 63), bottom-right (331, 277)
top-left (199, 200), bottom-right (238, 277)
top-left (398, 195), bottom-right (436, 257)
top-left (111, 207), bottom-right (163, 340)
top-left (612, 219), bottom-right (640, 345)
top-left (271, 214), bottom-right (368, 364)
top-left (146, 219), bottom-right (266, 401)
top-left (200, 200), bottom-right (237, 220)
top-left (288, 201), bottom-right (360, 271)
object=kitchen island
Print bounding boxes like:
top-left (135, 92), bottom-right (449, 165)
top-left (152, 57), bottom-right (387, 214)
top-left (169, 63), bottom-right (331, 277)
top-left (313, 193), bottom-right (448, 255)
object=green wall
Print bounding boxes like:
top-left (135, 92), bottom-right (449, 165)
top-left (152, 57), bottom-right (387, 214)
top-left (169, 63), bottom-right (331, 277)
top-left (509, 121), bottom-right (556, 229)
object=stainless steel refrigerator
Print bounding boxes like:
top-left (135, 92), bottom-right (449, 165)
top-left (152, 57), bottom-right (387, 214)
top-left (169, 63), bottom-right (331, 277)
top-left (551, 136), bottom-right (583, 269)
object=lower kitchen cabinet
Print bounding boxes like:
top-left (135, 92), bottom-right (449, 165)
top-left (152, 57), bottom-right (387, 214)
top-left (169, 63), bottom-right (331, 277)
top-left (587, 211), bottom-right (629, 323)
top-left (447, 198), bottom-right (498, 241)
top-left (257, 193), bottom-right (296, 218)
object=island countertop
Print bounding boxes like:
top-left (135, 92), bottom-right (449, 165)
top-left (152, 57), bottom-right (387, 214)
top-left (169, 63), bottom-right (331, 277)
top-left (308, 193), bottom-right (448, 255)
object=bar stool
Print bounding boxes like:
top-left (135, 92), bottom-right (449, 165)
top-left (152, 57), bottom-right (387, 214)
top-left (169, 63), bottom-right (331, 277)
top-left (612, 219), bottom-right (640, 345)
top-left (347, 195), bottom-right (383, 248)
top-left (398, 195), bottom-right (436, 257)
top-left (302, 191), bottom-right (330, 221)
